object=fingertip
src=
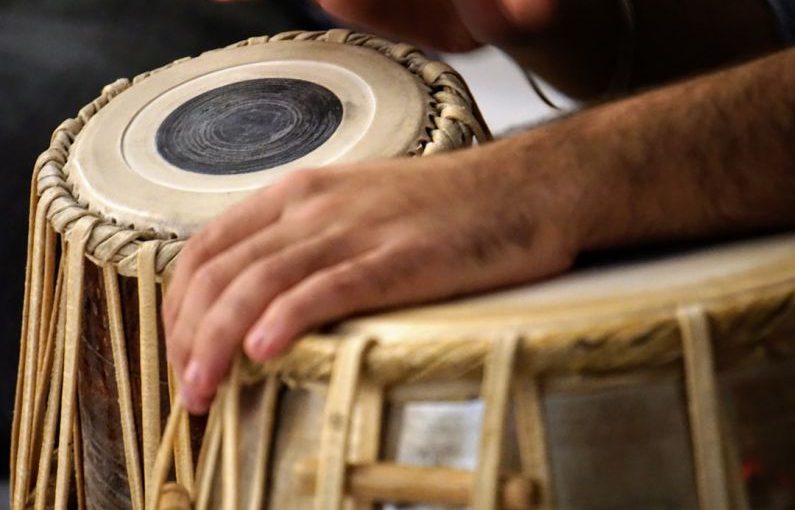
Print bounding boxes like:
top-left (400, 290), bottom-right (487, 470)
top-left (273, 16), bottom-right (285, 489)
top-left (244, 325), bottom-right (293, 362)
top-left (503, 0), bottom-right (557, 30)
top-left (181, 359), bottom-right (217, 400)
top-left (179, 383), bottom-right (213, 415)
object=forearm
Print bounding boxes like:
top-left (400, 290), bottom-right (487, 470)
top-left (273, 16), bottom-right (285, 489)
top-left (500, 47), bottom-right (795, 249)
top-left (515, 0), bottom-right (783, 99)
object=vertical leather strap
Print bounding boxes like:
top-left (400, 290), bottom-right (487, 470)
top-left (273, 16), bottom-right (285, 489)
top-left (678, 305), bottom-right (730, 510)
top-left (473, 335), bottom-right (520, 510)
top-left (513, 375), bottom-right (553, 510)
top-left (167, 368), bottom-right (195, 499)
top-left (148, 400), bottom-right (187, 510)
top-left (195, 402), bottom-right (223, 510)
top-left (315, 337), bottom-right (374, 510)
top-left (104, 264), bottom-right (145, 510)
top-left (54, 215), bottom-right (97, 509)
top-left (138, 241), bottom-right (162, 502)
top-left (13, 188), bottom-right (61, 509)
top-left (345, 381), bottom-right (384, 510)
top-left (33, 275), bottom-right (67, 510)
top-left (245, 374), bottom-right (280, 510)
top-left (222, 358), bottom-right (242, 510)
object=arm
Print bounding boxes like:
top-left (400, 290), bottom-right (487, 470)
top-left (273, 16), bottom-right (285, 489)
top-left (318, 0), bottom-right (784, 99)
top-left (524, 46), bottom-right (795, 246)
top-left (516, 0), bottom-right (785, 98)
top-left (166, 47), bottom-right (795, 413)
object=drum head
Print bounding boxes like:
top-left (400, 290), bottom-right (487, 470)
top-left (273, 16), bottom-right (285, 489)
top-left (66, 38), bottom-right (434, 237)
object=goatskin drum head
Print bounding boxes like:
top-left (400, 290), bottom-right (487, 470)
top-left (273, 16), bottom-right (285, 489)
top-left (66, 40), bottom-right (431, 237)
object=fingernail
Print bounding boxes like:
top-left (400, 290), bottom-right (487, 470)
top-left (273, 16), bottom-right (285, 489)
top-left (184, 360), bottom-right (202, 388)
top-left (245, 328), bottom-right (278, 360)
top-left (179, 383), bottom-right (199, 412)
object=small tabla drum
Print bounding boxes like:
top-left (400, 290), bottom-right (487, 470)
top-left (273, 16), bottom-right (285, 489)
top-left (10, 30), bottom-right (795, 510)
top-left (11, 29), bottom-right (489, 510)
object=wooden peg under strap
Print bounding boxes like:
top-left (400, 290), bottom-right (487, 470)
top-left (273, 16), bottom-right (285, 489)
top-left (315, 337), bottom-right (374, 510)
top-left (158, 483), bottom-right (193, 510)
top-left (295, 459), bottom-right (536, 510)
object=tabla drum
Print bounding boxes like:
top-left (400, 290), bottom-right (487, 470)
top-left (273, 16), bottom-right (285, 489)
top-left (146, 234), bottom-right (795, 510)
top-left (11, 30), bottom-right (795, 510)
top-left (10, 29), bottom-right (489, 510)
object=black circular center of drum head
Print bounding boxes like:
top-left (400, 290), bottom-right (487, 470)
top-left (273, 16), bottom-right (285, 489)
top-left (156, 78), bottom-right (343, 175)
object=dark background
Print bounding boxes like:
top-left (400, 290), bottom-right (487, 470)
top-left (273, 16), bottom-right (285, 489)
top-left (0, 0), bottom-right (326, 478)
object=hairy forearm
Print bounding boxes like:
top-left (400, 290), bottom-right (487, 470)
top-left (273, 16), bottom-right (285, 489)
top-left (499, 47), bottom-right (795, 249)
top-left (514, 0), bottom-right (783, 99)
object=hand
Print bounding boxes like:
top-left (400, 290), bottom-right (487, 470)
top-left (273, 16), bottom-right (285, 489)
top-left (316, 0), bottom-right (630, 99)
top-left (163, 140), bottom-right (583, 414)
top-left (315, 0), bottom-right (557, 51)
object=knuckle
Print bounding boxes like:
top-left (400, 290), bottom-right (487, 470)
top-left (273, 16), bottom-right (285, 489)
top-left (325, 262), bottom-right (369, 297)
top-left (269, 295), bottom-right (305, 326)
top-left (251, 258), bottom-right (287, 290)
top-left (221, 292), bottom-right (258, 323)
top-left (180, 235), bottom-right (213, 269)
top-left (291, 196), bottom-right (340, 224)
top-left (284, 169), bottom-right (327, 199)
top-left (196, 315), bottom-right (227, 348)
top-left (193, 262), bottom-right (224, 296)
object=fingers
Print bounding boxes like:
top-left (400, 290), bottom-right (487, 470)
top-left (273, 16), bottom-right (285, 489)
top-left (166, 223), bottom-right (294, 372)
top-left (163, 191), bottom-right (280, 330)
top-left (174, 233), bottom-right (368, 413)
top-left (316, 0), bottom-right (480, 51)
top-left (243, 242), bottom-right (435, 361)
top-left (163, 170), bottom-right (324, 332)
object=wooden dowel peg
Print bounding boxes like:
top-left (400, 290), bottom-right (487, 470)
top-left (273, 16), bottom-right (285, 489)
top-left (294, 458), bottom-right (538, 510)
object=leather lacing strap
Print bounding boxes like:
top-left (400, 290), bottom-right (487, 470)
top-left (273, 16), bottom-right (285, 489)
top-left (54, 216), bottom-right (98, 509)
top-left (104, 264), bottom-right (146, 510)
top-left (33, 268), bottom-right (66, 510)
top-left (474, 335), bottom-right (520, 510)
top-left (678, 305), bottom-right (731, 510)
top-left (139, 241), bottom-right (163, 502)
top-left (315, 337), bottom-right (374, 510)
top-left (513, 371), bottom-right (553, 510)
top-left (12, 187), bottom-right (61, 509)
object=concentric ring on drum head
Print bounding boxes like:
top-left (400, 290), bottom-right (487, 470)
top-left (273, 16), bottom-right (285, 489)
top-left (156, 78), bottom-right (344, 175)
top-left (66, 39), bottom-right (437, 237)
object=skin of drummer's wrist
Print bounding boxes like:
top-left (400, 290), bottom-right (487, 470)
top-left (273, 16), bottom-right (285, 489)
top-left (532, 48), bottom-right (795, 253)
top-left (481, 129), bottom-right (596, 259)
top-left (504, 97), bottom-right (699, 254)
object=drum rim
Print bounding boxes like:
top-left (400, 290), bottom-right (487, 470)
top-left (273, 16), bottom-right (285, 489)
top-left (32, 29), bottom-right (490, 278)
top-left (241, 272), bottom-right (795, 386)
